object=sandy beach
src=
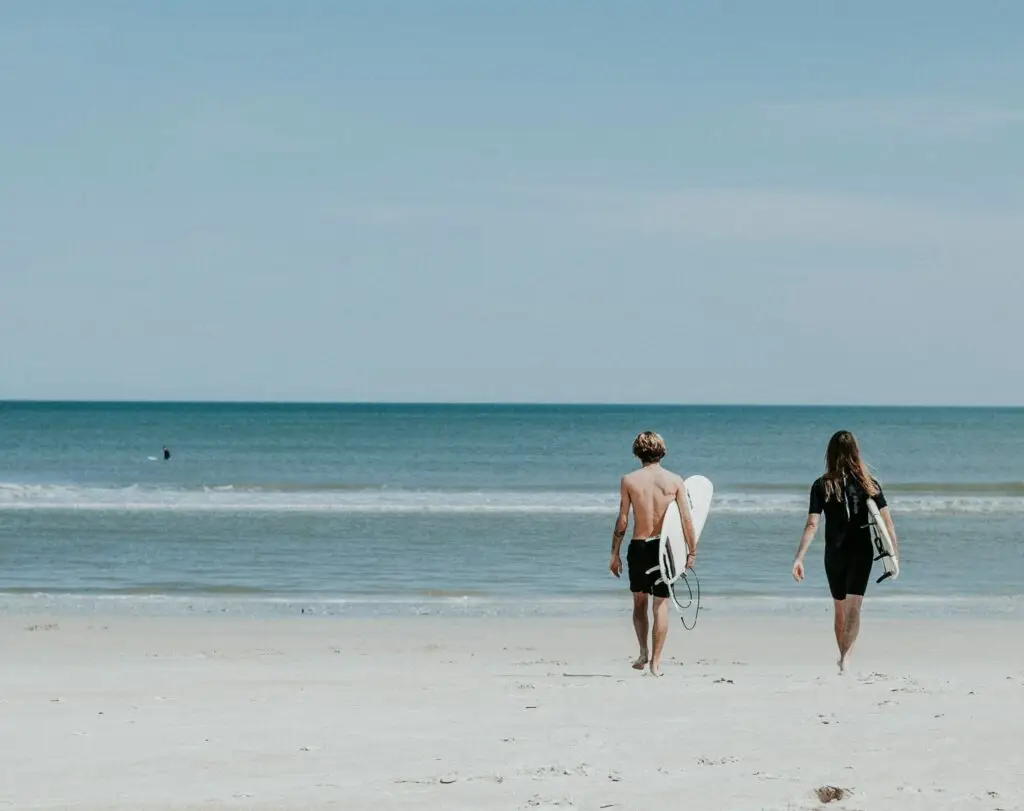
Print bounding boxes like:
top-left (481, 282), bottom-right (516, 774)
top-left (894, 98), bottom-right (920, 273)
top-left (3, 611), bottom-right (1023, 811)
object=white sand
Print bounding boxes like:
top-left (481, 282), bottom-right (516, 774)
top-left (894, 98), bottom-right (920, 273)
top-left (3, 610), bottom-right (1024, 810)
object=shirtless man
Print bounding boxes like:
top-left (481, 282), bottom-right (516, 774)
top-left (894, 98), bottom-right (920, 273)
top-left (609, 431), bottom-right (697, 676)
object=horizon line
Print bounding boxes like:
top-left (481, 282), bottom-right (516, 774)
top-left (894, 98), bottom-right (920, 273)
top-left (1, 398), bottom-right (1021, 409)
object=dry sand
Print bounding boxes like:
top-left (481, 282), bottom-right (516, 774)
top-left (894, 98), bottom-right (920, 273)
top-left (3, 610), bottom-right (1023, 810)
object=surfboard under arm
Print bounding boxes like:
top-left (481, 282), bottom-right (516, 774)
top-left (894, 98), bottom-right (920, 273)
top-left (649, 475), bottom-right (714, 587)
top-left (867, 497), bottom-right (899, 583)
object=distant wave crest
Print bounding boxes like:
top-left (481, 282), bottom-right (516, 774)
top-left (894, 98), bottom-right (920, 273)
top-left (1, 482), bottom-right (1022, 515)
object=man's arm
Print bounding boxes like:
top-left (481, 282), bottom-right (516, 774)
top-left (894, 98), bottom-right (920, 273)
top-left (609, 477), bottom-right (630, 576)
top-left (674, 477), bottom-right (698, 567)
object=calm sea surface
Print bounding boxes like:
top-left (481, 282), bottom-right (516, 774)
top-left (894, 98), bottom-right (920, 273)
top-left (2, 403), bottom-right (1023, 618)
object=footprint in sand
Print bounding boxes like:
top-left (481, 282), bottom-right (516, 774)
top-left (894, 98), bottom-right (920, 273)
top-left (524, 764), bottom-right (591, 779)
top-left (697, 756), bottom-right (738, 766)
top-left (522, 797), bottom-right (574, 810)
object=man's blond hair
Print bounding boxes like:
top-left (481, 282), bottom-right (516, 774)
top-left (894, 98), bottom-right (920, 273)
top-left (632, 431), bottom-right (666, 464)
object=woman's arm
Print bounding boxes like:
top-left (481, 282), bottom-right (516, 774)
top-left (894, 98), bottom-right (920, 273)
top-left (792, 513), bottom-right (820, 582)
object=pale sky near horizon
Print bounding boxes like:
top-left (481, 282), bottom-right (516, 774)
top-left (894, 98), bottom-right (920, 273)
top-left (2, 2), bottom-right (1022, 405)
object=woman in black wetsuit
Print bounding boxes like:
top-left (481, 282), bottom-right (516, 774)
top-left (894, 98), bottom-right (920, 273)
top-left (792, 430), bottom-right (900, 673)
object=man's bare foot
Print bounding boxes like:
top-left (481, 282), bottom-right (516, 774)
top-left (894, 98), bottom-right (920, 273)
top-left (649, 661), bottom-right (663, 677)
top-left (632, 651), bottom-right (649, 670)
top-left (838, 656), bottom-right (847, 675)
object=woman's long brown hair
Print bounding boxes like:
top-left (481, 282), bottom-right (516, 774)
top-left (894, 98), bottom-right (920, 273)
top-left (823, 430), bottom-right (878, 502)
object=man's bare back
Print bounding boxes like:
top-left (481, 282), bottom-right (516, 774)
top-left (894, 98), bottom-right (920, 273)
top-left (623, 465), bottom-right (688, 540)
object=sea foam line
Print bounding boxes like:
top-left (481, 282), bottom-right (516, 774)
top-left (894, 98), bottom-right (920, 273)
top-left (0, 483), bottom-right (1022, 514)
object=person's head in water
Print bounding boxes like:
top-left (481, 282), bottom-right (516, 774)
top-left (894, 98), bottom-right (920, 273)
top-left (823, 430), bottom-right (877, 501)
top-left (632, 431), bottom-right (666, 465)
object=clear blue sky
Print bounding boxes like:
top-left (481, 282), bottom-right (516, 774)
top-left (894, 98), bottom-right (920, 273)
top-left (2, 1), bottom-right (1022, 404)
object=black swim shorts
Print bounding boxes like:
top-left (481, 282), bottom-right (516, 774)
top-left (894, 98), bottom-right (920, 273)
top-left (626, 538), bottom-right (670, 598)
top-left (824, 536), bottom-right (874, 601)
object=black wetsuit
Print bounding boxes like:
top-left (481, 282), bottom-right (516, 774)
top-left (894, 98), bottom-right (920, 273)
top-left (808, 477), bottom-right (886, 600)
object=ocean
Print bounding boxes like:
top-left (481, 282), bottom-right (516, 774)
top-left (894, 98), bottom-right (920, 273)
top-left (1, 403), bottom-right (1023, 618)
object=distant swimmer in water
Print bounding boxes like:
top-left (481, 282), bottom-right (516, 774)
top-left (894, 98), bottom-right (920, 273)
top-left (163, 446), bottom-right (171, 460)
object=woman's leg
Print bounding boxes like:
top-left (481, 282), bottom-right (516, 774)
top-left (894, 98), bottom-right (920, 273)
top-left (837, 540), bottom-right (872, 672)
top-left (832, 598), bottom-right (847, 669)
top-left (838, 594), bottom-right (864, 672)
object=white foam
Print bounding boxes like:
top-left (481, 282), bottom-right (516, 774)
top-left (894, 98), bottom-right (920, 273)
top-left (0, 482), bottom-right (1021, 515)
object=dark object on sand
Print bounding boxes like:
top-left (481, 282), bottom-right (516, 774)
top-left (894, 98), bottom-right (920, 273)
top-left (815, 786), bottom-right (850, 803)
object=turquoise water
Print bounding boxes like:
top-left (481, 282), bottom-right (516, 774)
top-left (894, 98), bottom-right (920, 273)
top-left (1, 403), bottom-right (1023, 617)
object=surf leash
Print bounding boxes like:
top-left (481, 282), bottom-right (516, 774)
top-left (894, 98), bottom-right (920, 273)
top-left (669, 568), bottom-right (701, 630)
top-left (647, 542), bottom-right (701, 630)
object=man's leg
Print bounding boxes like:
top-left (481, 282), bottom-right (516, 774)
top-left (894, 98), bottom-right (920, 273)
top-left (650, 595), bottom-right (670, 676)
top-left (838, 594), bottom-right (863, 672)
top-left (632, 591), bottom-right (649, 668)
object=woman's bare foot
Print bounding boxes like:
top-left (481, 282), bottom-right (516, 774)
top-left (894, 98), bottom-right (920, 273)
top-left (632, 651), bottom-right (649, 670)
top-left (649, 660), bottom-right (663, 677)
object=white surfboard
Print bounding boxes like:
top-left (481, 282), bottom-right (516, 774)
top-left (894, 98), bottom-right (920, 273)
top-left (867, 497), bottom-right (899, 582)
top-left (652, 475), bottom-right (714, 586)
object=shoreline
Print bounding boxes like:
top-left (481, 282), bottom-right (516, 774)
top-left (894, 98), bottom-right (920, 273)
top-left (3, 591), bottom-right (1024, 621)
top-left (5, 612), bottom-right (1024, 809)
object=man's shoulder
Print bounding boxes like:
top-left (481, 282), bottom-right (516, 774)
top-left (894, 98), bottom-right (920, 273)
top-left (660, 467), bottom-right (684, 484)
top-left (621, 469), bottom-right (646, 486)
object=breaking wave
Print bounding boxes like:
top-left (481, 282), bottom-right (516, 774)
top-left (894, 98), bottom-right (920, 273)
top-left (1, 482), bottom-right (1022, 515)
